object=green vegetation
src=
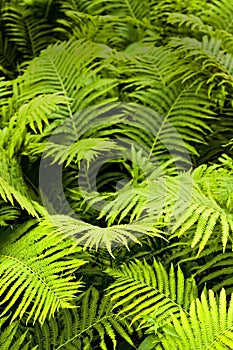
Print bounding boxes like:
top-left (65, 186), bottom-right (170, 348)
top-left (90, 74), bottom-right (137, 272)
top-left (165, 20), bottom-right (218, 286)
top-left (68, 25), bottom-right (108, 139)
top-left (0, 0), bottom-right (233, 349)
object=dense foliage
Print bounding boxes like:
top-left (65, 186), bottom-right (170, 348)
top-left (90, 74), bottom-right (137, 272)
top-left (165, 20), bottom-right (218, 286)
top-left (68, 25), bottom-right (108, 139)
top-left (0, 0), bottom-right (233, 349)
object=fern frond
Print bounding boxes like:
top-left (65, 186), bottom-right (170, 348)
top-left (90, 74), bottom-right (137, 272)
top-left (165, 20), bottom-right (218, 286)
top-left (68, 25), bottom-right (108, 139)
top-left (18, 39), bottom-right (116, 112)
top-left (0, 148), bottom-right (43, 217)
top-left (0, 221), bottom-right (87, 324)
top-left (122, 44), bottom-right (180, 86)
top-left (82, 0), bottom-right (149, 19)
top-left (168, 13), bottom-right (211, 35)
top-left (57, 10), bottom-right (144, 49)
top-left (171, 158), bottom-right (233, 254)
top-left (168, 11), bottom-right (233, 54)
top-left (0, 315), bottom-right (36, 350)
top-left (5, 93), bottom-right (67, 157)
top-left (0, 78), bottom-right (14, 120)
top-left (159, 289), bottom-right (233, 350)
top-left (159, 236), bottom-right (233, 295)
top-left (2, 2), bottom-right (54, 60)
top-left (194, 252), bottom-right (233, 294)
top-left (96, 162), bottom-right (181, 226)
top-left (27, 287), bottom-right (133, 350)
top-left (106, 259), bottom-right (197, 329)
top-left (58, 0), bottom-right (151, 49)
top-left (42, 138), bottom-right (123, 167)
top-left (0, 199), bottom-right (20, 226)
top-left (0, 31), bottom-right (17, 77)
top-left (203, 0), bottom-right (233, 33)
top-left (169, 35), bottom-right (233, 92)
top-left (126, 82), bottom-right (214, 156)
top-left (42, 214), bottom-right (164, 257)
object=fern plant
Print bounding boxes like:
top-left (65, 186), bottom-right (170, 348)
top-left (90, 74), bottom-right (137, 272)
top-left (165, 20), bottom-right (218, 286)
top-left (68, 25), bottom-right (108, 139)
top-left (0, 221), bottom-right (87, 324)
top-left (0, 0), bottom-right (233, 349)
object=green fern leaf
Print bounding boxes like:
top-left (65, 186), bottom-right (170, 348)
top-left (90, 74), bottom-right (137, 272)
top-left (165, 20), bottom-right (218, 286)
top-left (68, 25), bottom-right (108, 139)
top-left (160, 289), bottom-right (233, 349)
top-left (106, 259), bottom-right (197, 328)
top-left (0, 221), bottom-right (87, 324)
top-left (42, 214), bottom-right (164, 257)
top-left (28, 287), bottom-right (133, 350)
top-left (0, 315), bottom-right (37, 350)
top-left (0, 149), bottom-right (43, 217)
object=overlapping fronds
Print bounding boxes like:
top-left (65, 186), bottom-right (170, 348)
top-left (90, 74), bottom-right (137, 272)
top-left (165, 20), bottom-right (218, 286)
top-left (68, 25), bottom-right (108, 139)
top-left (0, 148), bottom-right (43, 216)
top-left (160, 238), bottom-right (233, 295)
top-left (26, 287), bottom-right (133, 350)
top-left (17, 39), bottom-right (116, 110)
top-left (0, 221), bottom-right (87, 324)
top-left (41, 214), bottom-right (164, 257)
top-left (2, 1), bottom-right (54, 60)
top-left (159, 289), bottom-right (233, 350)
top-left (55, 0), bottom-right (153, 49)
top-left (4, 93), bottom-right (67, 157)
top-left (0, 0), bottom-right (233, 349)
top-left (12, 39), bottom-right (215, 171)
top-left (96, 165), bottom-right (190, 226)
top-left (203, 0), bottom-right (233, 33)
top-left (106, 259), bottom-right (197, 327)
top-left (171, 155), bottom-right (233, 254)
top-left (169, 36), bottom-right (233, 92)
top-left (0, 315), bottom-right (36, 350)
top-left (193, 247), bottom-right (233, 294)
